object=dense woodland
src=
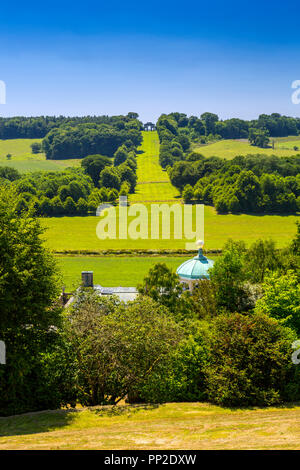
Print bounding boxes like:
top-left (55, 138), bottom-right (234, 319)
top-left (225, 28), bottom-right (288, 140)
top-left (0, 113), bottom-right (143, 161)
top-left (0, 113), bottom-right (142, 139)
top-left (170, 154), bottom-right (300, 213)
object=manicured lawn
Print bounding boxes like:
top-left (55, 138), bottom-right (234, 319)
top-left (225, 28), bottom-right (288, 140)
top-left (194, 138), bottom-right (300, 159)
top-left (0, 138), bottom-right (80, 172)
top-left (55, 256), bottom-right (194, 290)
top-left (130, 131), bottom-right (180, 202)
top-left (1, 402), bottom-right (300, 450)
top-left (41, 206), bottom-right (299, 252)
top-left (131, 182), bottom-right (180, 203)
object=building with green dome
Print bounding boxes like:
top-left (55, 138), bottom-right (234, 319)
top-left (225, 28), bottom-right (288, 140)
top-left (176, 241), bottom-right (214, 291)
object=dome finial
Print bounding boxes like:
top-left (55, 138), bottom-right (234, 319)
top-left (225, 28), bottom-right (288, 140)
top-left (196, 240), bottom-right (205, 259)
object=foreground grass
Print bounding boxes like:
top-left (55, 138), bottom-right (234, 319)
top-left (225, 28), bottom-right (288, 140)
top-left (194, 138), bottom-right (300, 159)
top-left (56, 256), bottom-right (197, 290)
top-left (1, 402), bottom-right (300, 450)
top-left (130, 131), bottom-right (180, 203)
top-left (0, 138), bottom-right (80, 172)
top-left (41, 206), bottom-right (299, 252)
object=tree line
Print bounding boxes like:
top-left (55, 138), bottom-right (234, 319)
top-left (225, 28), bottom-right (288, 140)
top-left (43, 121), bottom-right (142, 160)
top-left (169, 153), bottom-right (300, 214)
top-left (158, 111), bottom-right (300, 142)
top-left (0, 186), bottom-right (299, 414)
top-left (0, 113), bottom-right (143, 163)
top-left (0, 113), bottom-right (142, 139)
top-left (0, 141), bottom-right (138, 216)
top-left (157, 112), bottom-right (300, 168)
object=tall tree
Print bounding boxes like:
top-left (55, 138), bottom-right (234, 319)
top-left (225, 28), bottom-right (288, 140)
top-left (0, 187), bottom-right (62, 415)
top-left (81, 154), bottom-right (112, 186)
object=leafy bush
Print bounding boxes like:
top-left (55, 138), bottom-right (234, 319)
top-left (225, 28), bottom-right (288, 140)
top-left (204, 312), bottom-right (297, 407)
top-left (136, 321), bottom-right (210, 403)
top-left (255, 271), bottom-right (300, 334)
top-left (137, 262), bottom-right (191, 318)
top-left (210, 240), bottom-right (248, 312)
top-left (65, 291), bottom-right (182, 406)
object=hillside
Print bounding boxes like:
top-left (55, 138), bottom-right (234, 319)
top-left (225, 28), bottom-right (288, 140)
top-left (193, 137), bottom-right (300, 159)
top-left (0, 138), bottom-right (80, 172)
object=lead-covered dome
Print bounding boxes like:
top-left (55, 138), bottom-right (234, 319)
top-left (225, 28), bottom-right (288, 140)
top-left (176, 248), bottom-right (214, 280)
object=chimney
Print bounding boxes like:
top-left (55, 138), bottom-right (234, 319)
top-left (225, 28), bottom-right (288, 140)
top-left (81, 271), bottom-right (94, 287)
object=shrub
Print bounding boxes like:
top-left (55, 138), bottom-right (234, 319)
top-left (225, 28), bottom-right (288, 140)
top-left (210, 240), bottom-right (247, 312)
top-left (255, 271), bottom-right (300, 334)
top-left (0, 166), bottom-right (20, 182)
top-left (136, 321), bottom-right (210, 403)
top-left (204, 312), bottom-right (297, 407)
top-left (190, 280), bottom-right (218, 320)
top-left (31, 142), bottom-right (42, 154)
top-left (66, 292), bottom-right (182, 406)
top-left (137, 263), bottom-right (191, 318)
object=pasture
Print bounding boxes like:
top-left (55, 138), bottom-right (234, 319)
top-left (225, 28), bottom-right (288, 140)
top-left (194, 137), bottom-right (300, 159)
top-left (0, 402), bottom-right (300, 450)
top-left (41, 206), bottom-right (299, 252)
top-left (0, 138), bottom-right (80, 172)
top-left (56, 255), bottom-right (194, 290)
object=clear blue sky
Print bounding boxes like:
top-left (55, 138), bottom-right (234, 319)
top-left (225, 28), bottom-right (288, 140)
top-left (0, 0), bottom-right (300, 122)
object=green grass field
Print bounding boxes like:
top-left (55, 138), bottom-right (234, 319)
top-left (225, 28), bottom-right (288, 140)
top-left (38, 131), bottom-right (298, 252)
top-left (275, 137), bottom-right (300, 150)
top-left (1, 402), bottom-right (300, 450)
top-left (41, 206), bottom-right (299, 252)
top-left (130, 131), bottom-right (180, 202)
top-left (194, 137), bottom-right (300, 159)
top-left (56, 256), bottom-right (195, 289)
top-left (0, 138), bottom-right (80, 172)
top-left (0, 138), bottom-right (44, 160)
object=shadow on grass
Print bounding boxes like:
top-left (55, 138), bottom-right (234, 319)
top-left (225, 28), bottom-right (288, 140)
top-left (91, 403), bottom-right (159, 417)
top-left (0, 403), bottom-right (160, 438)
top-left (0, 408), bottom-right (80, 437)
top-left (1, 401), bottom-right (298, 438)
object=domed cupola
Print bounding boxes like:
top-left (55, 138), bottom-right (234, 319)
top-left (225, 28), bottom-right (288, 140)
top-left (176, 241), bottom-right (214, 290)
